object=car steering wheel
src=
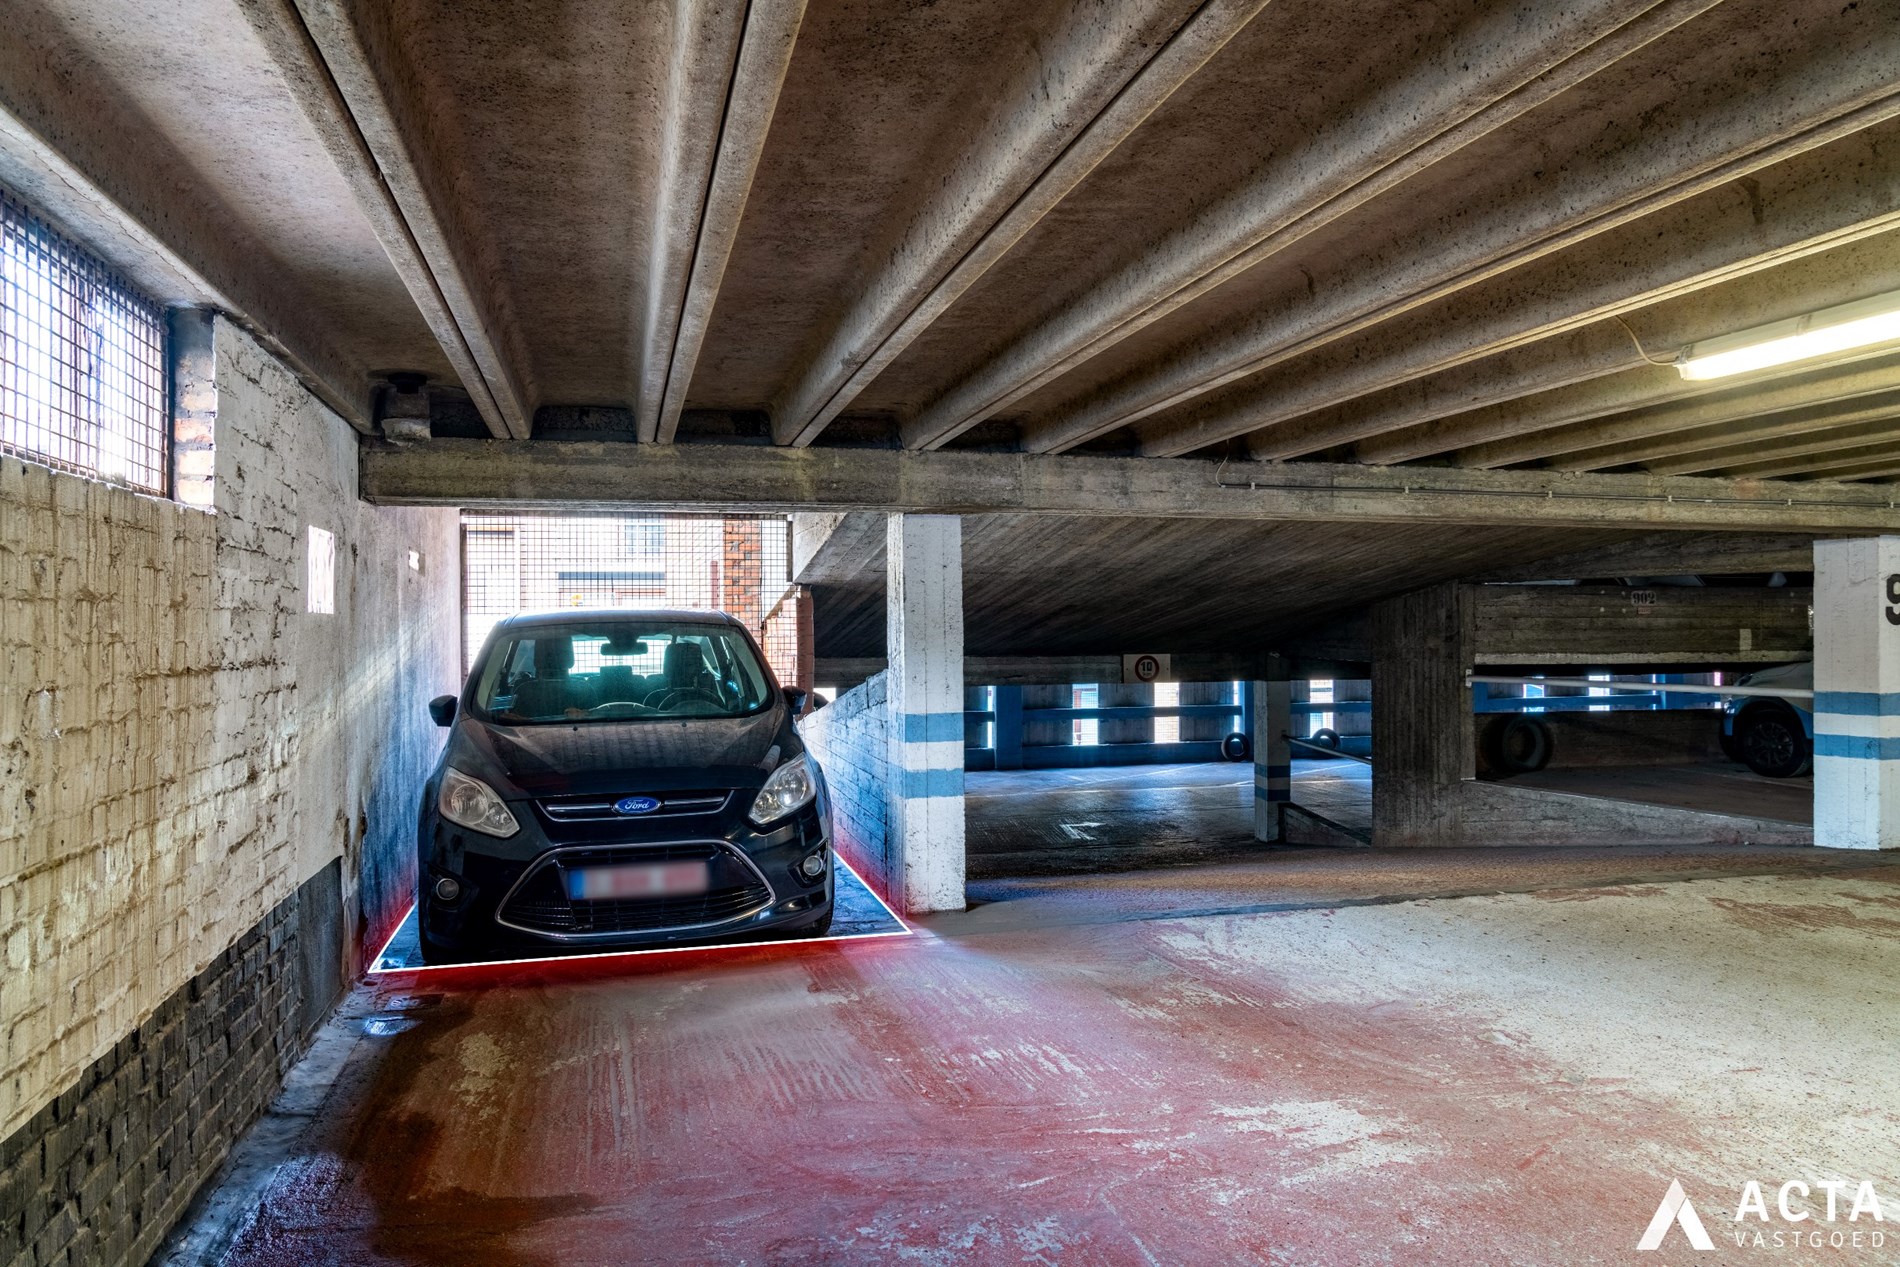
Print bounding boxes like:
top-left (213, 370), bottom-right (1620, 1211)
top-left (647, 686), bottom-right (723, 711)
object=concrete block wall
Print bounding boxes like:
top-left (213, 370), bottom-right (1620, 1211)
top-left (799, 673), bottom-right (894, 904)
top-left (0, 318), bottom-right (460, 1266)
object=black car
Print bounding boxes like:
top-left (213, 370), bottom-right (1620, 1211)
top-left (416, 609), bottom-right (833, 964)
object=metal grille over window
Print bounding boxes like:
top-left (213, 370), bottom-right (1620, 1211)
top-left (0, 189), bottom-right (168, 493)
top-left (461, 513), bottom-right (796, 680)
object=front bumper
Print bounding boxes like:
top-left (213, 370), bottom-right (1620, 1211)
top-left (420, 795), bottom-right (833, 956)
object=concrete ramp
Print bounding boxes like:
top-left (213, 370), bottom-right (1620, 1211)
top-left (1463, 779), bottom-right (1811, 848)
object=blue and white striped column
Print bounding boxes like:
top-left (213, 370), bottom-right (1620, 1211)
top-left (886, 514), bottom-right (967, 911)
top-left (1814, 536), bottom-right (1900, 851)
top-left (1250, 671), bottom-right (1291, 842)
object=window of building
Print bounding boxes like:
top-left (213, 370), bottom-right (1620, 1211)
top-left (0, 188), bottom-right (168, 493)
top-left (1309, 678), bottom-right (1335, 736)
top-left (1153, 681), bottom-right (1180, 744)
top-left (307, 526), bottom-right (335, 614)
top-left (624, 518), bottom-right (665, 556)
top-left (1072, 684), bottom-right (1099, 746)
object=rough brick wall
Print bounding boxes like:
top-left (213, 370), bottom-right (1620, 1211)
top-left (719, 518), bottom-right (764, 627)
top-left (799, 672), bottom-right (893, 903)
top-left (0, 319), bottom-right (459, 1264)
top-left (0, 864), bottom-right (339, 1267)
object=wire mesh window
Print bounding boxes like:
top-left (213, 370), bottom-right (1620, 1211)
top-left (0, 189), bottom-right (168, 493)
top-left (461, 513), bottom-right (796, 680)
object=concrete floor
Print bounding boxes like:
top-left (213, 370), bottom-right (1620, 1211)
top-left (966, 763), bottom-right (1262, 878)
top-left (162, 762), bottom-right (1900, 1266)
top-left (965, 761), bottom-right (1810, 884)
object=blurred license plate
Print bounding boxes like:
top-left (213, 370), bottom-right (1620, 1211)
top-left (566, 860), bottom-right (709, 900)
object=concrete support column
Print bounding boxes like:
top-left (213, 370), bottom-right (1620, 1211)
top-left (1250, 657), bottom-right (1291, 842)
top-left (993, 686), bottom-right (1024, 770)
top-left (1814, 537), bottom-right (1900, 850)
top-left (886, 514), bottom-right (966, 912)
top-left (1371, 582), bottom-right (1476, 846)
top-left (792, 585), bottom-right (815, 704)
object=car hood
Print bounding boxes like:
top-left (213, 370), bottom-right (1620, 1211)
top-left (449, 708), bottom-right (791, 797)
top-left (1737, 661), bottom-right (1813, 692)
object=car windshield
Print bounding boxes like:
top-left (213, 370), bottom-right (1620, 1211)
top-left (471, 621), bottom-right (773, 724)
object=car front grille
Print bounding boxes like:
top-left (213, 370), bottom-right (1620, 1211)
top-left (496, 842), bottom-right (773, 938)
top-left (537, 790), bottom-right (732, 822)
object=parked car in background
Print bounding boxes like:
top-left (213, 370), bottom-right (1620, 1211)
top-left (1723, 661), bottom-right (1813, 778)
top-left (416, 610), bottom-right (833, 964)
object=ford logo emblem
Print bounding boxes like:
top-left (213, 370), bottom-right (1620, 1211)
top-left (612, 795), bottom-right (661, 816)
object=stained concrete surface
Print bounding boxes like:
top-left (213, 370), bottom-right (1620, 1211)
top-left (177, 849), bottom-right (1900, 1265)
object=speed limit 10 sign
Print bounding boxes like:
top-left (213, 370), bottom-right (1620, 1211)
top-left (1124, 654), bottom-right (1172, 684)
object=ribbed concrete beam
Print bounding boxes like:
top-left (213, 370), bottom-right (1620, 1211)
top-left (1281, 326), bottom-right (1655, 467)
top-left (902, 0), bottom-right (1696, 452)
top-left (1355, 362), bottom-right (1689, 465)
top-left (1555, 387), bottom-right (1900, 474)
top-left (1332, 235), bottom-right (1900, 466)
top-left (1716, 436), bottom-right (1900, 481)
top-left (1027, 6), bottom-right (1900, 454)
top-left (641, 0), bottom-right (806, 444)
top-left (1383, 343), bottom-right (1900, 470)
top-left (245, 0), bottom-right (536, 438)
top-left (359, 438), bottom-right (1900, 532)
top-left (0, 12), bottom-right (372, 429)
top-left (792, 510), bottom-right (884, 583)
top-left (1141, 119), bottom-right (1900, 459)
top-left (771, 0), bottom-right (1263, 448)
top-left (1650, 413), bottom-right (1900, 478)
top-left (1784, 453), bottom-right (1900, 484)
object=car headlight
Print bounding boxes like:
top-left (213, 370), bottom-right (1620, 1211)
top-left (749, 754), bottom-right (816, 827)
top-left (438, 767), bottom-right (520, 838)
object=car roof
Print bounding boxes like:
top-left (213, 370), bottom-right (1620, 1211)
top-left (496, 608), bottom-right (745, 629)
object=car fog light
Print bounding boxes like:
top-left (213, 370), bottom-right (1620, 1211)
top-left (799, 851), bottom-right (826, 879)
top-left (433, 876), bottom-right (462, 903)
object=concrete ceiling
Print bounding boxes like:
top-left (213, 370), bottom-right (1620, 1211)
top-left (797, 514), bottom-right (1642, 658)
top-left (6, 0), bottom-right (1900, 478)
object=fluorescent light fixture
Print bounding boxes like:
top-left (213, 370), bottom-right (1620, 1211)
top-left (1677, 289), bottom-right (1900, 381)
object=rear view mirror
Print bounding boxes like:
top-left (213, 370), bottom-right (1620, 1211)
top-left (782, 687), bottom-right (809, 714)
top-left (428, 694), bottom-right (458, 727)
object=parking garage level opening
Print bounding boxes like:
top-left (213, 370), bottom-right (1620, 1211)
top-left (955, 678), bottom-right (1373, 882)
top-left (366, 512), bottom-right (906, 971)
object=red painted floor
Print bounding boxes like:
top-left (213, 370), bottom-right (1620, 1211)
top-left (188, 846), bottom-right (1900, 1266)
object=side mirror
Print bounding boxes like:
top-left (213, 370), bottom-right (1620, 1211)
top-left (429, 694), bottom-right (458, 727)
top-left (782, 686), bottom-right (809, 715)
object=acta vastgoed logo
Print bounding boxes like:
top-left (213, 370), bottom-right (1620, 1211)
top-left (1639, 1178), bottom-right (1889, 1252)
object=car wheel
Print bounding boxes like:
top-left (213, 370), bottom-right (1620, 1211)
top-left (798, 908), bottom-right (834, 938)
top-left (1484, 716), bottom-right (1552, 774)
top-left (1310, 727), bottom-right (1341, 751)
top-left (1738, 707), bottom-right (1812, 778)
